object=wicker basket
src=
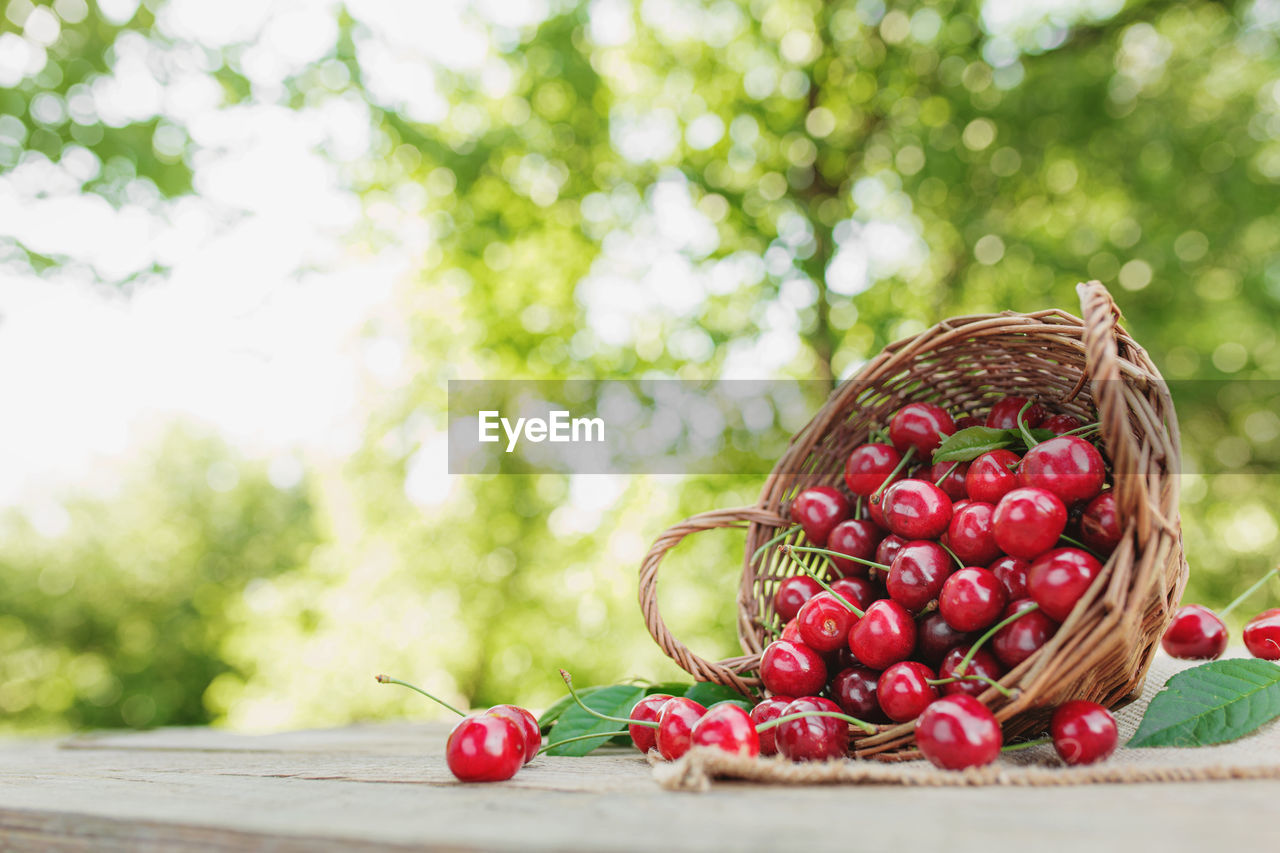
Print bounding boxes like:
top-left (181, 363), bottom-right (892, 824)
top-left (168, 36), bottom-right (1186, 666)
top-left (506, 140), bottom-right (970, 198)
top-left (638, 281), bottom-right (1186, 759)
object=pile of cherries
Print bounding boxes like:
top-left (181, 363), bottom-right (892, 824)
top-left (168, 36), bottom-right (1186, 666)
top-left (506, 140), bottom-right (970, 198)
top-left (743, 395), bottom-right (1122, 769)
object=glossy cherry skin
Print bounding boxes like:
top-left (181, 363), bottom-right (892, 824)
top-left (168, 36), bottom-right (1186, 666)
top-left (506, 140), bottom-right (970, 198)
top-left (881, 479), bottom-right (953, 540)
top-left (877, 661), bottom-right (938, 722)
top-left (916, 613), bottom-right (973, 666)
top-left (750, 696), bottom-right (794, 756)
top-left (826, 519), bottom-right (883, 577)
top-left (1244, 609), bottom-right (1280, 660)
top-left (1041, 413), bottom-right (1083, 435)
top-left (940, 567), bottom-right (1008, 632)
top-left (791, 486), bottom-right (851, 547)
top-left (774, 575), bottom-right (822, 622)
top-left (989, 555), bottom-right (1031, 600)
top-left (946, 502), bottom-right (1002, 566)
top-left (760, 639), bottom-right (828, 696)
top-left (831, 666), bottom-right (886, 722)
top-left (690, 702), bottom-right (760, 758)
top-left (986, 396), bottom-right (1046, 430)
top-left (1051, 701), bottom-right (1118, 766)
top-left (886, 540), bottom-right (953, 613)
top-left (776, 696), bottom-right (848, 762)
top-left (929, 461), bottom-right (970, 502)
top-left (992, 487), bottom-right (1068, 559)
top-left (955, 415), bottom-right (984, 429)
top-left (992, 599), bottom-right (1058, 668)
top-left (628, 694), bottom-right (674, 755)
top-left (965, 450), bottom-right (1022, 505)
top-left (845, 443), bottom-right (905, 497)
top-left (446, 714), bottom-right (525, 782)
top-left (889, 402), bottom-right (957, 457)
top-left (485, 704), bottom-right (542, 765)
top-left (1026, 547), bottom-right (1104, 623)
top-left (781, 618), bottom-right (802, 642)
top-left (938, 645), bottom-right (1005, 698)
top-left (1080, 492), bottom-right (1122, 554)
top-left (830, 576), bottom-right (879, 612)
top-left (875, 534), bottom-right (907, 570)
top-left (1018, 436), bottom-right (1107, 506)
top-left (655, 697), bottom-right (708, 761)
top-left (914, 695), bottom-right (1002, 770)
top-left (797, 592), bottom-right (859, 653)
top-left (849, 599), bottom-right (917, 670)
top-left (1161, 604), bottom-right (1228, 660)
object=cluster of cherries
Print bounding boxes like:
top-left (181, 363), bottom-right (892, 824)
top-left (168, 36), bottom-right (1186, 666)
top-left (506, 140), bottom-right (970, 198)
top-left (743, 396), bottom-right (1123, 769)
top-left (1162, 566), bottom-right (1280, 662)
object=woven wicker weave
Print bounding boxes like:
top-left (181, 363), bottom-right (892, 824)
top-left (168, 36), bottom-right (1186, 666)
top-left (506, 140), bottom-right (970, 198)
top-left (638, 281), bottom-right (1186, 759)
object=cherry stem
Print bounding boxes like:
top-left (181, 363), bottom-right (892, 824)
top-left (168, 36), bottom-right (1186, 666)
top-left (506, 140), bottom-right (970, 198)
top-left (1016, 400), bottom-right (1038, 449)
top-left (558, 669), bottom-right (654, 729)
top-left (927, 674), bottom-right (1017, 699)
top-left (537, 731), bottom-right (626, 756)
top-left (752, 524), bottom-right (802, 565)
top-left (934, 461), bottom-right (961, 488)
top-left (855, 495), bottom-right (864, 519)
top-left (1001, 737), bottom-right (1051, 753)
top-left (374, 674), bottom-right (466, 718)
top-left (1061, 422), bottom-right (1100, 437)
top-left (784, 543), bottom-right (890, 573)
top-left (955, 603), bottom-right (1041, 676)
top-left (938, 541), bottom-right (965, 571)
top-left (778, 546), bottom-right (865, 617)
top-left (1057, 533), bottom-right (1102, 560)
top-left (754, 709), bottom-right (878, 736)
top-left (871, 446), bottom-right (916, 502)
top-left (1220, 565), bottom-right (1280, 619)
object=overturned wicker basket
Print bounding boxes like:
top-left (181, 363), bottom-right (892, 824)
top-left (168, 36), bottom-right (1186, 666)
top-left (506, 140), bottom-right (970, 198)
top-left (639, 281), bottom-right (1186, 759)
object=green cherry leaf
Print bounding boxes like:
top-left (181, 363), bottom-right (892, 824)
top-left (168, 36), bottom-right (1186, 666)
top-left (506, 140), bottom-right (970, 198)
top-left (931, 426), bottom-right (1017, 464)
top-left (544, 684), bottom-right (649, 756)
top-left (1128, 658), bottom-right (1280, 748)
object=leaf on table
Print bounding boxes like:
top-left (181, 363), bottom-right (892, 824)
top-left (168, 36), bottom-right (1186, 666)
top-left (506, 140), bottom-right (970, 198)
top-left (932, 427), bottom-right (1016, 463)
top-left (1128, 658), bottom-right (1280, 748)
top-left (543, 684), bottom-right (648, 756)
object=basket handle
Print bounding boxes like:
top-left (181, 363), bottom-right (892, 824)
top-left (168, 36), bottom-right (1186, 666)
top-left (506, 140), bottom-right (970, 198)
top-left (1076, 280), bottom-right (1152, 542)
top-left (638, 505), bottom-right (789, 696)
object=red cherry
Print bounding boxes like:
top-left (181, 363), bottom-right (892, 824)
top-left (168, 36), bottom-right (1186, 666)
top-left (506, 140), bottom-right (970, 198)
top-left (445, 714), bottom-right (525, 782)
top-left (955, 415), bottom-right (984, 429)
top-left (916, 612), bottom-right (974, 666)
top-left (1018, 436), bottom-right (1107, 506)
top-left (877, 661), bottom-right (938, 722)
top-left (875, 534), bottom-right (907, 568)
top-left (655, 697), bottom-right (708, 761)
top-left (886, 540), bottom-right (954, 613)
top-left (797, 592), bottom-right (858, 653)
top-left (1080, 492), bottom-right (1122, 554)
top-left (1161, 604), bottom-right (1228, 660)
top-left (690, 703), bottom-right (760, 758)
top-left (831, 666), bottom-right (886, 722)
top-left (845, 443), bottom-right (905, 497)
top-left (776, 696), bottom-right (848, 761)
top-left (1041, 413), bottom-right (1083, 435)
top-left (986, 396), bottom-right (1046, 430)
top-left (965, 449), bottom-right (1022, 505)
top-left (889, 402), bottom-right (957, 457)
top-left (790, 486), bottom-right (851, 546)
top-left (992, 599), bottom-right (1058, 668)
top-left (781, 618), bottom-right (802, 642)
top-left (760, 639), bottom-right (828, 696)
top-left (946, 501), bottom-right (1002, 566)
top-left (749, 696), bottom-right (794, 756)
top-left (1026, 547), bottom-right (1104, 623)
top-left (849, 599), bottom-right (917, 670)
top-left (825, 519), bottom-right (884, 577)
top-left (1244, 609), bottom-right (1280, 660)
top-left (830, 576), bottom-right (879, 612)
top-left (938, 645), bottom-right (1005, 697)
top-left (914, 695), bottom-right (1002, 770)
top-left (992, 487), bottom-right (1067, 559)
top-left (484, 704), bottom-right (542, 765)
top-left (881, 479), bottom-right (953, 540)
top-left (939, 567), bottom-right (1008, 632)
top-left (1051, 701), bottom-right (1118, 766)
top-left (928, 461), bottom-right (970, 501)
top-left (989, 555), bottom-right (1031, 600)
top-left (627, 694), bottom-right (674, 755)
top-left (774, 575), bottom-right (822, 622)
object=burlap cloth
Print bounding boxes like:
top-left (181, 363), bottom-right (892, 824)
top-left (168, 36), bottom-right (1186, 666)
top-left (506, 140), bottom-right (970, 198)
top-left (652, 652), bottom-right (1280, 791)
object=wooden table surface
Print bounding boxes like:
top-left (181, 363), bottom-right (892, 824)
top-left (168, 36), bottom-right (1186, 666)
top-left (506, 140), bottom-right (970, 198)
top-left (2, 722), bottom-right (1278, 852)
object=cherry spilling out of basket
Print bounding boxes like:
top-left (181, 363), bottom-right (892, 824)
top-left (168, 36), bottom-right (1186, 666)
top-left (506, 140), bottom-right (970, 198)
top-left (1161, 563), bottom-right (1280, 662)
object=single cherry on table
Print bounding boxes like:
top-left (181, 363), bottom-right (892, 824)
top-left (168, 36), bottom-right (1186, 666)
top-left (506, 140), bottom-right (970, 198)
top-left (1050, 700), bottom-right (1118, 766)
top-left (445, 714), bottom-right (527, 783)
top-left (1244, 609), bottom-right (1280, 660)
top-left (1161, 604), bottom-right (1228, 660)
top-left (914, 694), bottom-right (1002, 770)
